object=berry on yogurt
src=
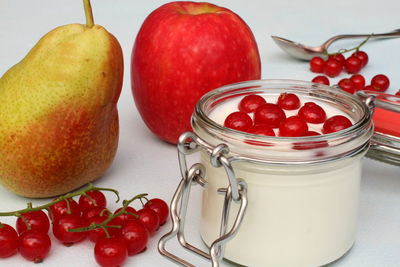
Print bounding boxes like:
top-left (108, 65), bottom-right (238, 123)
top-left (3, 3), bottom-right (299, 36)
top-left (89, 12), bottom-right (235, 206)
top-left (277, 93), bottom-right (300, 110)
top-left (238, 94), bottom-right (266, 113)
top-left (298, 102), bottom-right (327, 124)
top-left (322, 115), bottom-right (353, 134)
top-left (224, 111), bottom-right (253, 132)
top-left (254, 103), bottom-right (286, 128)
top-left (279, 116), bottom-right (308, 137)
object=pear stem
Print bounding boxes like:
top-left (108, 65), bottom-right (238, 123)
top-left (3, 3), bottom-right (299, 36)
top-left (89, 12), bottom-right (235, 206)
top-left (83, 0), bottom-right (94, 28)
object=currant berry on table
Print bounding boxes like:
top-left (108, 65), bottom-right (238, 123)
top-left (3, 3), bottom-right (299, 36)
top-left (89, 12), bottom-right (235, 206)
top-left (323, 58), bottom-right (342, 77)
top-left (310, 56), bottom-right (325, 73)
top-left (370, 74), bottom-right (390, 92)
top-left (79, 190), bottom-right (107, 211)
top-left (350, 74), bottom-right (366, 91)
top-left (18, 230), bottom-right (51, 263)
top-left (344, 56), bottom-right (362, 74)
top-left (328, 54), bottom-right (345, 65)
top-left (351, 51), bottom-right (368, 67)
top-left (16, 210), bottom-right (50, 234)
top-left (94, 236), bottom-right (128, 267)
top-left (338, 78), bottom-right (356, 94)
top-left (0, 223), bottom-right (18, 258)
top-left (143, 198), bottom-right (169, 226)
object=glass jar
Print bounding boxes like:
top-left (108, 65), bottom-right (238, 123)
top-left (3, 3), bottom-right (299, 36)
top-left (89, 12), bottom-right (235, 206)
top-left (158, 79), bottom-right (400, 267)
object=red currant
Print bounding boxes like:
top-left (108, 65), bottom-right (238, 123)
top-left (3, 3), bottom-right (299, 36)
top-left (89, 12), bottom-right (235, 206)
top-left (121, 219), bottom-right (149, 256)
top-left (277, 93), bottom-right (300, 110)
top-left (293, 131), bottom-right (328, 150)
top-left (305, 131), bottom-right (321, 136)
top-left (137, 208), bottom-right (159, 235)
top-left (94, 237), bottom-right (128, 267)
top-left (112, 206), bottom-right (138, 227)
top-left (18, 230), bottom-right (51, 263)
top-left (396, 90), bottom-right (400, 96)
top-left (224, 111), bottom-right (253, 132)
top-left (371, 74), bottom-right (390, 92)
top-left (322, 115), bottom-right (353, 134)
top-left (248, 124), bottom-right (275, 136)
top-left (254, 103), bottom-right (286, 128)
top-left (338, 78), bottom-right (356, 94)
top-left (298, 102), bottom-right (327, 124)
top-left (344, 56), bottom-right (362, 74)
top-left (82, 207), bottom-right (110, 222)
top-left (310, 57), bottom-right (325, 73)
top-left (352, 51), bottom-right (368, 67)
top-left (52, 214), bottom-right (86, 245)
top-left (79, 190), bottom-right (107, 211)
top-left (0, 223), bottom-right (18, 258)
top-left (48, 198), bottom-right (81, 221)
top-left (328, 54), bottom-right (345, 65)
top-left (312, 75), bottom-right (330, 85)
top-left (323, 58), bottom-right (342, 77)
top-left (16, 210), bottom-right (50, 234)
top-left (363, 85), bottom-right (374, 91)
top-left (238, 95), bottom-right (266, 113)
top-left (144, 199), bottom-right (169, 226)
top-left (350, 74), bottom-right (366, 91)
top-left (86, 216), bottom-right (110, 243)
top-left (279, 116), bottom-right (308, 137)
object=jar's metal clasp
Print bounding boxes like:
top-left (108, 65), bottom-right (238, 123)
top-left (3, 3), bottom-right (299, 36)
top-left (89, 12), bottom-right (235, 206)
top-left (356, 91), bottom-right (400, 166)
top-left (158, 132), bottom-right (248, 267)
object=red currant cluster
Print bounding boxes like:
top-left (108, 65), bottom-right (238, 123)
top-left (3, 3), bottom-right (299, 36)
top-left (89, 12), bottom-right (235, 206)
top-left (0, 185), bottom-right (169, 267)
top-left (224, 93), bottom-right (353, 139)
top-left (310, 50), bottom-right (391, 95)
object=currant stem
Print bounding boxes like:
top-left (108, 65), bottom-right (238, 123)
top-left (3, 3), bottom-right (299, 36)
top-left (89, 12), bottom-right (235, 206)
top-left (327, 35), bottom-right (372, 56)
top-left (0, 183), bottom-right (119, 217)
top-left (68, 193), bottom-right (147, 234)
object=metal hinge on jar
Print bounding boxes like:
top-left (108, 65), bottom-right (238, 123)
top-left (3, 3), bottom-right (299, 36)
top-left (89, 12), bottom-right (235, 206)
top-left (357, 91), bottom-right (400, 166)
top-left (158, 132), bottom-right (248, 267)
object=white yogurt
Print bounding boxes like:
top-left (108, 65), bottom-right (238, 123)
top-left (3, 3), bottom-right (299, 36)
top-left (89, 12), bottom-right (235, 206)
top-left (200, 152), bottom-right (362, 267)
top-left (192, 89), bottom-right (372, 267)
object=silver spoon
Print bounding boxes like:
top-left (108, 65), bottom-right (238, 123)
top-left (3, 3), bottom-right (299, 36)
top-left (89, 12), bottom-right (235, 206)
top-left (271, 29), bottom-right (400, 60)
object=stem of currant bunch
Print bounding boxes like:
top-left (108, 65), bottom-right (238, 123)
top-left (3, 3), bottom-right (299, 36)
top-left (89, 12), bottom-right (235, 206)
top-left (0, 184), bottom-right (119, 217)
top-left (327, 34), bottom-right (372, 56)
top-left (68, 194), bottom-right (146, 238)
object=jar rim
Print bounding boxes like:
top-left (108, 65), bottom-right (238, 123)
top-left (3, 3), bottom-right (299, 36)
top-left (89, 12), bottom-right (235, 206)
top-left (192, 79), bottom-right (374, 163)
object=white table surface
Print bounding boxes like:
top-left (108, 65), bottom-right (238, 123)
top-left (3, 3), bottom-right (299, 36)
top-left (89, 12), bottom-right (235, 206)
top-left (0, 0), bottom-right (399, 266)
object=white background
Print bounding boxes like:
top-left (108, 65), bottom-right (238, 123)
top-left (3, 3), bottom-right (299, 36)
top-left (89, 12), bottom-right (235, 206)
top-left (0, 0), bottom-right (399, 266)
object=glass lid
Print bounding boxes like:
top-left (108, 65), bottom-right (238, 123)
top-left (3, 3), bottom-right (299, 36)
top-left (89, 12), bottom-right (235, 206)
top-left (357, 90), bottom-right (400, 166)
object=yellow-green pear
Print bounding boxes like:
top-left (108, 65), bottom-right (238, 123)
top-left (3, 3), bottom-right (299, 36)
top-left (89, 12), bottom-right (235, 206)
top-left (0, 0), bottom-right (123, 197)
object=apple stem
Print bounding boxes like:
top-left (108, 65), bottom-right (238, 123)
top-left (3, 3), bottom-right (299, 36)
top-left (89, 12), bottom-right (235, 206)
top-left (83, 0), bottom-right (94, 28)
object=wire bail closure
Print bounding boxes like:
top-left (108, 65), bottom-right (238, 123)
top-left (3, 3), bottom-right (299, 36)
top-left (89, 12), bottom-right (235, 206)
top-left (158, 132), bottom-right (248, 267)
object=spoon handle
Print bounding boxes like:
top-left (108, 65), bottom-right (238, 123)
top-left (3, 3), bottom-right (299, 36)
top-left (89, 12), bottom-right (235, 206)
top-left (323, 29), bottom-right (400, 48)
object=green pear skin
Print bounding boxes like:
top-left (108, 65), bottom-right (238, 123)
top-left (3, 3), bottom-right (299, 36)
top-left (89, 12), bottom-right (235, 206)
top-left (0, 24), bottom-right (123, 197)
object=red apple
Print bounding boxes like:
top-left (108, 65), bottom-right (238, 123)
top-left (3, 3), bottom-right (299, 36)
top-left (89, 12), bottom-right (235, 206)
top-left (131, 1), bottom-right (261, 144)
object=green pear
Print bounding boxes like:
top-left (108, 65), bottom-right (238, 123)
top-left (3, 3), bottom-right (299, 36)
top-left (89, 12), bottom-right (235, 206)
top-left (0, 0), bottom-right (123, 197)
